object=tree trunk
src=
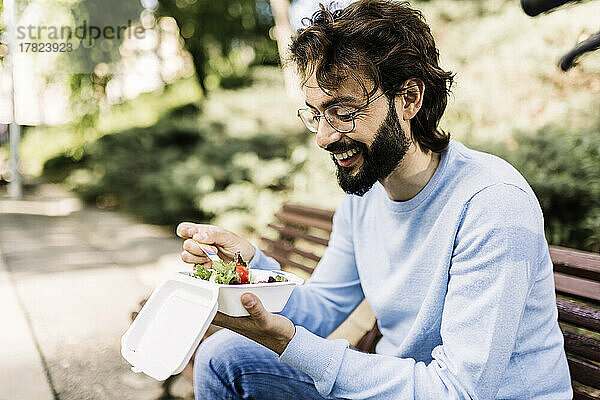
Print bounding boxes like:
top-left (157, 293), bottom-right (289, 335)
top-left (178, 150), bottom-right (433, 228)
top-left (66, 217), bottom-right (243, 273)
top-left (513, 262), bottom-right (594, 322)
top-left (269, 0), bottom-right (303, 102)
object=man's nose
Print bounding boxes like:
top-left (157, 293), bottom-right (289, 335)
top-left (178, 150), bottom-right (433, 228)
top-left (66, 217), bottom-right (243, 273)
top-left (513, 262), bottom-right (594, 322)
top-left (315, 120), bottom-right (344, 149)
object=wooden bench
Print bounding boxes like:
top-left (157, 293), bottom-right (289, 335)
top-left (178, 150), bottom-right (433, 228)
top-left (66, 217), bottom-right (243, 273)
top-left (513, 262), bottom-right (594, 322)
top-left (142, 203), bottom-right (600, 399)
top-left (260, 204), bottom-right (600, 400)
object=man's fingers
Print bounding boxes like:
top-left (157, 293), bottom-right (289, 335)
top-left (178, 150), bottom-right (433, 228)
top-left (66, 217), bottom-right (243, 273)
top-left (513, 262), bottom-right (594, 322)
top-left (181, 250), bottom-right (210, 265)
top-left (195, 260), bottom-right (213, 269)
top-left (192, 225), bottom-right (229, 245)
top-left (183, 239), bottom-right (206, 256)
top-left (176, 222), bottom-right (198, 238)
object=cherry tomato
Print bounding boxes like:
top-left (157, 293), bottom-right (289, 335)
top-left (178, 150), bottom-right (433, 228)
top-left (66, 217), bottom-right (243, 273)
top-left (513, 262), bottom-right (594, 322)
top-left (236, 265), bottom-right (249, 284)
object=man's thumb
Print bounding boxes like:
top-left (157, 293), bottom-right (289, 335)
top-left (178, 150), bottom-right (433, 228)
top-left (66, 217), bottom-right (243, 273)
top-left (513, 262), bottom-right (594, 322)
top-left (241, 293), bottom-right (266, 319)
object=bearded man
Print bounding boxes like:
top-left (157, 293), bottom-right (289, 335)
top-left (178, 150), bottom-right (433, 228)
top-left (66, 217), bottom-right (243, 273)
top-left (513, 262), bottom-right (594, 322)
top-left (177, 1), bottom-right (572, 398)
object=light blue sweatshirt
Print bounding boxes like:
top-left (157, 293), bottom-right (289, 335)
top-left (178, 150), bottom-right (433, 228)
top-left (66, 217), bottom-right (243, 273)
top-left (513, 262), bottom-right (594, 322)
top-left (249, 140), bottom-right (572, 399)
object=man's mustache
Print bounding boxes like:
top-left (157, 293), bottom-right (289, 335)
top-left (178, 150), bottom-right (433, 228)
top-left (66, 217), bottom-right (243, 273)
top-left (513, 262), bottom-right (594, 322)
top-left (324, 139), bottom-right (367, 153)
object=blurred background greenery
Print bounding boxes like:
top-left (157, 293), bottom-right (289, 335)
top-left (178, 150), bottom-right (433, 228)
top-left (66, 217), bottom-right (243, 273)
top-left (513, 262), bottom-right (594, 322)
top-left (1, 0), bottom-right (599, 251)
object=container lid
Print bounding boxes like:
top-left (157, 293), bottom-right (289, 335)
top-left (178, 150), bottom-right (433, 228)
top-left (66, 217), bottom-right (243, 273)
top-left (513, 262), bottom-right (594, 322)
top-left (121, 274), bottom-right (219, 381)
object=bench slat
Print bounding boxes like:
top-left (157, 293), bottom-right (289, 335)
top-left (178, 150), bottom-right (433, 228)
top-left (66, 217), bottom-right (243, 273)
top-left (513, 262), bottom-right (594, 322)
top-left (564, 331), bottom-right (600, 363)
top-left (557, 299), bottom-right (600, 332)
top-left (355, 322), bottom-right (381, 353)
top-left (551, 246), bottom-right (600, 282)
top-left (267, 223), bottom-right (329, 246)
top-left (554, 273), bottom-right (600, 302)
top-left (568, 356), bottom-right (600, 389)
top-left (262, 249), bottom-right (315, 273)
top-left (275, 211), bottom-right (333, 232)
top-left (573, 389), bottom-right (600, 400)
top-left (261, 237), bottom-right (321, 262)
top-left (282, 204), bottom-right (335, 220)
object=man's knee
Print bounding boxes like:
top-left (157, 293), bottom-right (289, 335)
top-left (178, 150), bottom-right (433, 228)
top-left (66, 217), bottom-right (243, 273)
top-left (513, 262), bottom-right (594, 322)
top-left (193, 329), bottom-right (264, 397)
top-left (194, 329), bottom-right (323, 400)
top-left (194, 329), bottom-right (240, 380)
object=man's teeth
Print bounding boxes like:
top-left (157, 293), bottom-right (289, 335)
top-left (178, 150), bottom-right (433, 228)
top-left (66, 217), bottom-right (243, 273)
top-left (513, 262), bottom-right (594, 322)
top-left (334, 148), bottom-right (360, 161)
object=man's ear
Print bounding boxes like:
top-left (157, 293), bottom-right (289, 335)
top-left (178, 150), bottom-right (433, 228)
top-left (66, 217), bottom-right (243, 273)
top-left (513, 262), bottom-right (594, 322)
top-left (398, 78), bottom-right (424, 121)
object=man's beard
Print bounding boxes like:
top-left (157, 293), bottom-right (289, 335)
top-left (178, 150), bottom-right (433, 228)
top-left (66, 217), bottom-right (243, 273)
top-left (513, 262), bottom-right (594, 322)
top-left (329, 98), bottom-right (410, 196)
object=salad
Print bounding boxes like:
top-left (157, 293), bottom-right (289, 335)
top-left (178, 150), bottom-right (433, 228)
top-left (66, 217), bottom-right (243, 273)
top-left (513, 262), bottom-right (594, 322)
top-left (193, 252), bottom-right (288, 285)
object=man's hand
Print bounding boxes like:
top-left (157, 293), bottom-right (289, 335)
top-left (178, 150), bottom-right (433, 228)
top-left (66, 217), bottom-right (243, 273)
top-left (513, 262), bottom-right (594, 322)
top-left (176, 223), bottom-right (256, 267)
top-left (176, 223), bottom-right (294, 353)
top-left (212, 293), bottom-right (296, 355)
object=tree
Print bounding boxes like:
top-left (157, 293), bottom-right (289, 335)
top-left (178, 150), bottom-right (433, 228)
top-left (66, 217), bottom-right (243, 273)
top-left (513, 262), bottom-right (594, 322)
top-left (269, 0), bottom-right (302, 100)
top-left (157, 0), bottom-right (279, 94)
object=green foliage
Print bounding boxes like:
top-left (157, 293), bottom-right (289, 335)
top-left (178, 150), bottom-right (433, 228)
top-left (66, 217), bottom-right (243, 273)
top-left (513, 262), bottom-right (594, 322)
top-left (36, 0), bottom-right (146, 128)
top-left (423, 0), bottom-right (600, 143)
top-left (20, 76), bottom-right (202, 177)
top-left (478, 127), bottom-right (600, 252)
top-left (42, 102), bottom-right (308, 227)
top-left (157, 0), bottom-right (278, 93)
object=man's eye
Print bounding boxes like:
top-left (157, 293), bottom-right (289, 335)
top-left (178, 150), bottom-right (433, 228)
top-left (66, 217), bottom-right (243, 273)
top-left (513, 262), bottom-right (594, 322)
top-left (333, 109), bottom-right (352, 121)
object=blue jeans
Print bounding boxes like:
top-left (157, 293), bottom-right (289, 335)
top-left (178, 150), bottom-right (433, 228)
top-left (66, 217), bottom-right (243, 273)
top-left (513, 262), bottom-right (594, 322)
top-left (193, 329), bottom-right (329, 400)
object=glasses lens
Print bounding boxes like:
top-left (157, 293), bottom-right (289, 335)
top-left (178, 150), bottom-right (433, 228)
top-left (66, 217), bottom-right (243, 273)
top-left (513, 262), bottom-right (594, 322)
top-left (325, 106), bottom-right (353, 133)
top-left (298, 108), bottom-right (318, 133)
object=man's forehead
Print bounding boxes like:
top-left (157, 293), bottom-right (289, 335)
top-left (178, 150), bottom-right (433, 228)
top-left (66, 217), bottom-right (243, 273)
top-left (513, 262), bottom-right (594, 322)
top-left (302, 73), bottom-right (371, 109)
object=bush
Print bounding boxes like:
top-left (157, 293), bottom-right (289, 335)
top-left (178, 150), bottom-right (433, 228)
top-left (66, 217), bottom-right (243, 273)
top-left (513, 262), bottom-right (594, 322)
top-left (42, 107), bottom-right (308, 227)
top-left (479, 127), bottom-right (600, 252)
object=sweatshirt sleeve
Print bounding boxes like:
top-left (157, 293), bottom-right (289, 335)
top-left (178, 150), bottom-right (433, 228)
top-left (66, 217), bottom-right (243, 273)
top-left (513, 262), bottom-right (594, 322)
top-left (279, 183), bottom-right (545, 399)
top-left (248, 243), bottom-right (282, 271)
top-left (250, 196), bottom-right (365, 338)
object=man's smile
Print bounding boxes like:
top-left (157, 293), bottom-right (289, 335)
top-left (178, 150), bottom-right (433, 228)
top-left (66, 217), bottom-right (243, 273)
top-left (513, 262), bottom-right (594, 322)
top-left (331, 148), bottom-right (362, 167)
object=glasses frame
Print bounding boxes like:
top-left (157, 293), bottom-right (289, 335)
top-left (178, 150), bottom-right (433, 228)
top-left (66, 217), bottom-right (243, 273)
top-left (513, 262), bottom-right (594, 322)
top-left (297, 84), bottom-right (418, 134)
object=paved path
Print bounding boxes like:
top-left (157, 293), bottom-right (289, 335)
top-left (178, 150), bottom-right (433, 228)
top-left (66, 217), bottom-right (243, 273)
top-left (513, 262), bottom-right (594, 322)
top-left (0, 184), bottom-right (194, 400)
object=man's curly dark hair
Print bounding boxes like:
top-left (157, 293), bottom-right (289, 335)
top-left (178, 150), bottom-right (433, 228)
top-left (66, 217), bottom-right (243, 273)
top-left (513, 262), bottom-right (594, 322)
top-left (288, 0), bottom-right (454, 153)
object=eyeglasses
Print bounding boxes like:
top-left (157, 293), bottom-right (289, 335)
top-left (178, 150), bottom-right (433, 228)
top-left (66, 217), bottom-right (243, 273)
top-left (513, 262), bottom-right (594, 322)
top-left (297, 84), bottom-right (418, 134)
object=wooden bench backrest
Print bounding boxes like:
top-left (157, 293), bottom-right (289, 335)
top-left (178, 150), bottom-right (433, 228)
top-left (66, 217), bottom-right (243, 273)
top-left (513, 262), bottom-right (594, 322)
top-left (262, 204), bottom-right (600, 400)
top-left (262, 204), bottom-right (333, 274)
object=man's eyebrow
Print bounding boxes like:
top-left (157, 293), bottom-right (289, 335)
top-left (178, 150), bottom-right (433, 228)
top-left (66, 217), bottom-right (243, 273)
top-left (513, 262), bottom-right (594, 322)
top-left (305, 95), bottom-right (361, 111)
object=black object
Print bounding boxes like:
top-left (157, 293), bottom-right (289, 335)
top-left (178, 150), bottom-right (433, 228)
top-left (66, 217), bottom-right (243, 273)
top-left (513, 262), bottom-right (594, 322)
top-left (559, 32), bottom-right (600, 71)
top-left (520, 0), bottom-right (579, 16)
top-left (235, 251), bottom-right (247, 267)
top-left (521, 0), bottom-right (598, 72)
